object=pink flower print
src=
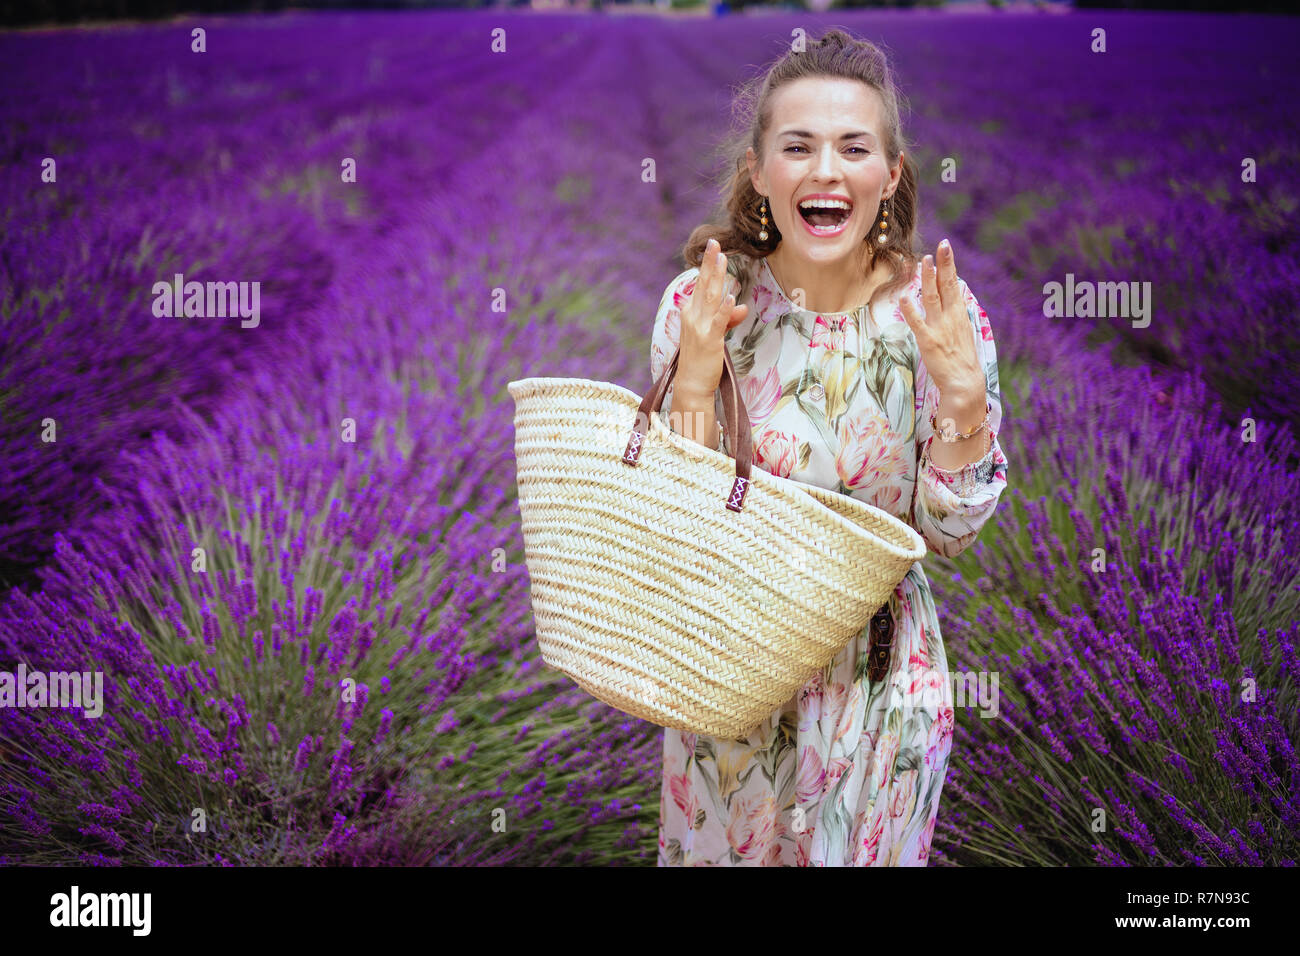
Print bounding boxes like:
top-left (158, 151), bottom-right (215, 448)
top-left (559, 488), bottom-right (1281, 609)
top-left (884, 773), bottom-right (921, 864)
top-left (754, 429), bottom-right (799, 478)
top-left (821, 756), bottom-right (854, 796)
top-left (917, 813), bottom-right (937, 864)
top-left (821, 680), bottom-right (850, 724)
top-left (795, 823), bottom-right (814, 867)
top-left (888, 768), bottom-right (919, 819)
top-left (797, 669), bottom-right (825, 732)
top-left (871, 731), bottom-right (901, 793)
top-left (904, 661), bottom-right (945, 706)
top-left (762, 841), bottom-right (784, 866)
top-left (908, 621), bottom-right (931, 671)
top-left (836, 408), bottom-right (907, 491)
top-left (750, 277), bottom-right (778, 323)
top-left (960, 283), bottom-right (993, 336)
top-left (894, 585), bottom-right (910, 617)
top-left (671, 275), bottom-right (699, 309)
top-left (773, 811), bottom-right (792, 843)
top-left (650, 306), bottom-right (682, 382)
top-left (663, 305), bottom-right (681, 348)
top-left (852, 807), bottom-right (870, 837)
top-left (925, 705), bottom-right (955, 770)
top-left (865, 483), bottom-right (904, 515)
top-left (666, 758), bottom-right (701, 825)
top-left (795, 745), bottom-right (826, 803)
top-left (851, 806), bottom-right (886, 866)
top-left (861, 727), bottom-right (878, 756)
top-left (810, 313), bottom-right (851, 351)
top-left (679, 730), bottom-right (697, 758)
top-left (740, 365), bottom-right (782, 425)
top-left (832, 682), bottom-right (864, 745)
top-left (726, 793), bottom-right (778, 861)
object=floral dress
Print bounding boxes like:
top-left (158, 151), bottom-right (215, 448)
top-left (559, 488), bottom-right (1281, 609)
top-left (649, 253), bottom-right (1008, 866)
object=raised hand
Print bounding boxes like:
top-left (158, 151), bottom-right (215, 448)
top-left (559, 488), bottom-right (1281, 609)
top-left (898, 238), bottom-right (984, 398)
top-left (675, 238), bottom-right (750, 399)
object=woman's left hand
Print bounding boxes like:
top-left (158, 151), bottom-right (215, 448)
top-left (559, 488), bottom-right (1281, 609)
top-left (899, 239), bottom-right (985, 398)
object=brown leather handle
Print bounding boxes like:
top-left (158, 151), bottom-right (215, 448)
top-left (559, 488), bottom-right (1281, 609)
top-left (622, 345), bottom-right (754, 512)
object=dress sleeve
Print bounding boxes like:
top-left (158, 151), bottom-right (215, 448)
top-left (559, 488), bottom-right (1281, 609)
top-left (908, 276), bottom-right (1009, 559)
top-left (649, 265), bottom-right (741, 456)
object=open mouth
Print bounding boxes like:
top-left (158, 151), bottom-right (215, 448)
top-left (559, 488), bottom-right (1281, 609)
top-left (798, 202), bottom-right (852, 233)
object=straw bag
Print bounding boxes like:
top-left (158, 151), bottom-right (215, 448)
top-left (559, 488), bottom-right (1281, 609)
top-left (506, 345), bottom-right (926, 740)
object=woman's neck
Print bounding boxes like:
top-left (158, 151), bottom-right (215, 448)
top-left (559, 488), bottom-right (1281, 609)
top-left (766, 247), bottom-right (885, 314)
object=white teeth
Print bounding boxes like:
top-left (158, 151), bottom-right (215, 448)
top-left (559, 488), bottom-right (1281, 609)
top-left (798, 198), bottom-right (852, 211)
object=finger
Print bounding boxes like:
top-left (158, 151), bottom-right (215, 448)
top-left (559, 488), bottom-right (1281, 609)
top-left (704, 244), bottom-right (724, 307)
top-left (904, 295), bottom-right (925, 335)
top-left (920, 254), bottom-right (941, 314)
top-left (936, 239), bottom-right (960, 306)
top-left (692, 241), bottom-right (720, 309)
top-left (718, 294), bottom-right (738, 327)
top-left (727, 303), bottom-right (749, 328)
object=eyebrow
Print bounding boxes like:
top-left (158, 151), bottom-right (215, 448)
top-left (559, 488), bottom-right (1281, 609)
top-left (778, 129), bottom-right (878, 142)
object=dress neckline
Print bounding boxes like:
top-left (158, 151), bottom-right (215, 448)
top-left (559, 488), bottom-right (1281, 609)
top-left (759, 255), bottom-right (919, 318)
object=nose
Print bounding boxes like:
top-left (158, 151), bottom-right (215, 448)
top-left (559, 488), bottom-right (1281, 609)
top-left (814, 142), bottom-right (843, 181)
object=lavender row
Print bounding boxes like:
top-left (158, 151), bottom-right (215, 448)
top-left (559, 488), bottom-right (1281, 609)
top-left (0, 11), bottom-right (598, 587)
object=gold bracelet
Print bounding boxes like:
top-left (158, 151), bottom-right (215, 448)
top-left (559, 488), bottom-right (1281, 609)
top-left (930, 400), bottom-right (991, 443)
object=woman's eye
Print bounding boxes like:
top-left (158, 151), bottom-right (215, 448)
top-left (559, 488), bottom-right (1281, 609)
top-left (784, 145), bottom-right (869, 154)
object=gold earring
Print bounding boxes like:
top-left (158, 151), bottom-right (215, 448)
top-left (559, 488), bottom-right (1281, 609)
top-left (875, 194), bottom-right (892, 245)
top-left (758, 197), bottom-right (769, 242)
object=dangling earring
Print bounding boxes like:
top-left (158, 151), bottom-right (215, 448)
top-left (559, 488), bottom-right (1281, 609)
top-left (758, 196), bottom-right (770, 242)
top-left (874, 193), bottom-right (892, 246)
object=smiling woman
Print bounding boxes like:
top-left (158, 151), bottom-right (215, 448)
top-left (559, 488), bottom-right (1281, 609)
top-left (652, 27), bottom-right (1009, 867)
top-left (795, 196), bottom-right (853, 232)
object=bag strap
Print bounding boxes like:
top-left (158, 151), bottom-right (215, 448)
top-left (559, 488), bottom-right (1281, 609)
top-left (623, 345), bottom-right (754, 512)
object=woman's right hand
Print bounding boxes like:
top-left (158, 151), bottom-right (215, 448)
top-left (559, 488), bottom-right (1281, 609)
top-left (675, 238), bottom-right (750, 400)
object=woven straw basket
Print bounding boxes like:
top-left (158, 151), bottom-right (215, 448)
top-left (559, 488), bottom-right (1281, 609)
top-left (507, 346), bottom-right (926, 740)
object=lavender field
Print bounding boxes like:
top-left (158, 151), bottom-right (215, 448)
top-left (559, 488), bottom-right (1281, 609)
top-left (1, 8), bottom-right (1297, 866)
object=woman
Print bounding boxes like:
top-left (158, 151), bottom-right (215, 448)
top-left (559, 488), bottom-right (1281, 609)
top-left (651, 28), bottom-right (1008, 866)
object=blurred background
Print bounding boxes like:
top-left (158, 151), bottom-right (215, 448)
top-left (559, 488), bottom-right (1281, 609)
top-left (6, 0), bottom-right (1299, 30)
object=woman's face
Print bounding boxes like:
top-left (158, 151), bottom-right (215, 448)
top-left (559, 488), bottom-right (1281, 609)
top-left (747, 77), bottom-right (901, 266)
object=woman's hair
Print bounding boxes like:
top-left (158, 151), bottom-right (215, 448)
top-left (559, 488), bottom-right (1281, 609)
top-left (683, 27), bottom-right (921, 311)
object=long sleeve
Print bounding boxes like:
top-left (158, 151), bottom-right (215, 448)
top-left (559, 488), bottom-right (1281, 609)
top-left (649, 266), bottom-right (740, 456)
top-left (908, 276), bottom-right (1009, 559)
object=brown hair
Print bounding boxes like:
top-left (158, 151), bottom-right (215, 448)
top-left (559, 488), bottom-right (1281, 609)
top-left (682, 27), bottom-right (921, 312)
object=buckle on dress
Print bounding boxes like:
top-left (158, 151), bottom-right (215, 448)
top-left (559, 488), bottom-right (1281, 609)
top-left (867, 602), bottom-right (894, 684)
